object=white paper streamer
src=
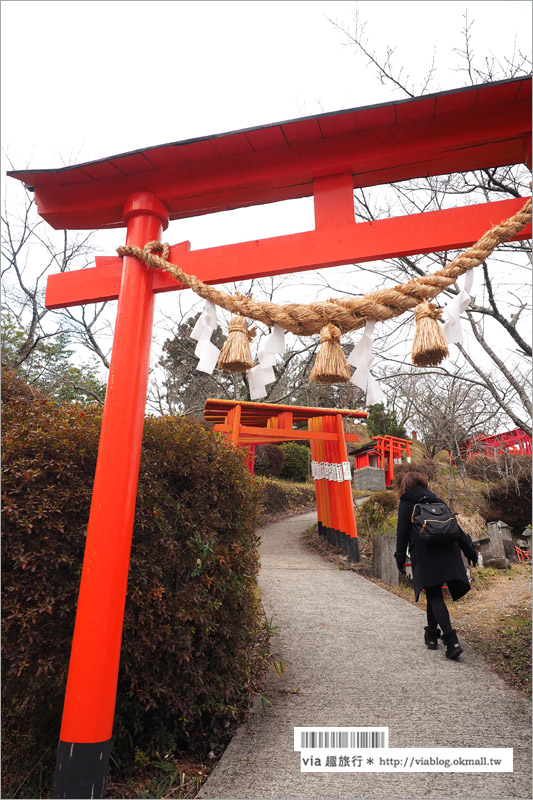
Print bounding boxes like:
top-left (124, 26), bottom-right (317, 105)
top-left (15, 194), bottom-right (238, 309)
top-left (365, 373), bottom-right (385, 406)
top-left (247, 364), bottom-right (268, 400)
top-left (190, 300), bottom-right (221, 374)
top-left (246, 325), bottom-right (286, 400)
top-left (442, 270), bottom-right (474, 345)
top-left (312, 460), bottom-right (352, 481)
top-left (263, 324), bottom-right (286, 354)
top-left (348, 320), bottom-right (386, 405)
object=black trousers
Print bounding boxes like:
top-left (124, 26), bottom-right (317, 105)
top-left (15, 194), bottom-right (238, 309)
top-left (425, 585), bottom-right (452, 634)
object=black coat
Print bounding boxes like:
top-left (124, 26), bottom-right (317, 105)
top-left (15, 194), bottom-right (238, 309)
top-left (395, 485), bottom-right (476, 602)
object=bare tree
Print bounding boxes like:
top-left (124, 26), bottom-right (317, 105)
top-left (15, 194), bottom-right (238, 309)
top-left (387, 370), bottom-right (506, 459)
top-left (1, 172), bottom-right (112, 400)
top-left (154, 309), bottom-right (365, 418)
top-left (315, 8), bottom-right (533, 435)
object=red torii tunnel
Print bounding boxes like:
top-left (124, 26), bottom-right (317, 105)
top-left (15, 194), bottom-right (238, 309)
top-left (7, 75), bottom-right (531, 799)
top-left (204, 398), bottom-right (367, 559)
top-left (457, 428), bottom-right (532, 461)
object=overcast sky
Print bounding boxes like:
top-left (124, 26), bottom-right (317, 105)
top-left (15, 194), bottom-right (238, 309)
top-left (2, 0), bottom-right (530, 257)
top-left (2, 1), bottom-right (531, 171)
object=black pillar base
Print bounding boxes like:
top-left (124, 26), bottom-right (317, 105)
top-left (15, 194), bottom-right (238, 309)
top-left (317, 520), bottom-right (323, 537)
top-left (339, 531), bottom-right (349, 555)
top-left (347, 536), bottom-right (361, 562)
top-left (52, 739), bottom-right (111, 799)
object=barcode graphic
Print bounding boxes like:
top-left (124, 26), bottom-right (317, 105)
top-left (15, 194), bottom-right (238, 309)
top-left (298, 728), bottom-right (387, 749)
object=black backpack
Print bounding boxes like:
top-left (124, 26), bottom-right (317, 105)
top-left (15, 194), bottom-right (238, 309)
top-left (411, 496), bottom-right (462, 545)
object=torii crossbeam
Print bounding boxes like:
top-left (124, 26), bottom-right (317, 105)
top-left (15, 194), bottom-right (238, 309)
top-left (7, 76), bottom-right (531, 799)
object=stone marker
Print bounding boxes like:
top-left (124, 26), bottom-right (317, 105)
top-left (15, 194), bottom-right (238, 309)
top-left (373, 534), bottom-right (399, 586)
top-left (353, 466), bottom-right (386, 492)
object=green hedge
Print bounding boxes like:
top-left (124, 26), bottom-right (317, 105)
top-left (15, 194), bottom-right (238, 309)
top-left (1, 375), bottom-right (268, 795)
top-left (254, 443), bottom-right (285, 477)
top-left (256, 477), bottom-right (316, 520)
top-left (279, 443), bottom-right (311, 483)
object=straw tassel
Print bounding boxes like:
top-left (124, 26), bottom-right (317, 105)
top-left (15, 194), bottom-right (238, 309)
top-left (217, 315), bottom-right (256, 372)
top-left (411, 302), bottom-right (449, 366)
top-left (309, 323), bottom-right (351, 384)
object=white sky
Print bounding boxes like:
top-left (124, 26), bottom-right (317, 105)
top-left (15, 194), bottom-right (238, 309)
top-left (2, 0), bottom-right (531, 251)
top-left (2, 0), bottom-right (531, 171)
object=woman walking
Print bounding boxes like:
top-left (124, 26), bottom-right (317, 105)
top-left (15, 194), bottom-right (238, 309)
top-left (394, 471), bottom-right (478, 659)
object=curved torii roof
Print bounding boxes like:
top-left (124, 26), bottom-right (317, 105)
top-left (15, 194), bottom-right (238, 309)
top-left (7, 76), bottom-right (531, 230)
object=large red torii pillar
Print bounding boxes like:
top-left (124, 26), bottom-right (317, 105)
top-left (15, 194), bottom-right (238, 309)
top-left (7, 76), bottom-right (531, 799)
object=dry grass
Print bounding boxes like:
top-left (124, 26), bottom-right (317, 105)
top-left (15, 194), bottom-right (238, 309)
top-left (455, 512), bottom-right (487, 539)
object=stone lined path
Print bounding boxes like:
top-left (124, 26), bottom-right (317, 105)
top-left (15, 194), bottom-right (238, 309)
top-left (198, 513), bottom-right (532, 800)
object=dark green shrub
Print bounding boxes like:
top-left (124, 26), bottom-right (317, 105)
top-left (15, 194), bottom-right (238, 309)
top-left (2, 388), bottom-right (267, 796)
top-left (254, 443), bottom-right (285, 477)
top-left (369, 491), bottom-right (398, 515)
top-left (279, 443), bottom-right (311, 482)
top-left (365, 403), bottom-right (407, 438)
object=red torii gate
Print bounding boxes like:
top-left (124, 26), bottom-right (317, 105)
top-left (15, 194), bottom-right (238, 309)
top-left (7, 75), bottom-right (531, 798)
top-left (352, 435), bottom-right (413, 487)
top-left (457, 428), bottom-right (532, 461)
top-left (373, 435), bottom-right (413, 487)
top-left (204, 398), bottom-right (367, 558)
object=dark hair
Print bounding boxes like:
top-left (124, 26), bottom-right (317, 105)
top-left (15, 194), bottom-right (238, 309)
top-left (398, 470), bottom-right (428, 498)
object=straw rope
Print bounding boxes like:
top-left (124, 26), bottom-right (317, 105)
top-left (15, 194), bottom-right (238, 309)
top-left (117, 196), bottom-right (531, 337)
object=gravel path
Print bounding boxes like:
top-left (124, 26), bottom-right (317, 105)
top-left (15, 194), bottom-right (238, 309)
top-left (198, 512), bottom-right (532, 800)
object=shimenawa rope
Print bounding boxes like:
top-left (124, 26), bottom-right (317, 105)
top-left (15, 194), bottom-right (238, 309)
top-left (117, 196), bottom-right (531, 381)
top-left (117, 196), bottom-right (531, 337)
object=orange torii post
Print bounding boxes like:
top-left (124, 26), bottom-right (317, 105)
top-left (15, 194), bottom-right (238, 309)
top-left (205, 399), bottom-right (365, 562)
top-left (7, 76), bottom-right (530, 798)
top-left (308, 417), bottom-right (327, 540)
top-left (309, 415), bottom-right (336, 549)
top-left (373, 435), bottom-right (413, 487)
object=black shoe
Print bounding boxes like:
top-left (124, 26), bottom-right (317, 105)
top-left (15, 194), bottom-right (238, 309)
top-left (424, 626), bottom-right (440, 649)
top-left (442, 629), bottom-right (463, 659)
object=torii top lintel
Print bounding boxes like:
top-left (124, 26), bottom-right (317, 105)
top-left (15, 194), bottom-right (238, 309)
top-left (8, 76), bottom-right (532, 232)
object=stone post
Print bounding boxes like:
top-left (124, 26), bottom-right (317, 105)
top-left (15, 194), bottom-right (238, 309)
top-left (373, 535), bottom-right (399, 586)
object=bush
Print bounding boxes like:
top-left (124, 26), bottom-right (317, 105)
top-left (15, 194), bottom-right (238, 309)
top-left (481, 470), bottom-right (532, 534)
top-left (355, 490), bottom-right (398, 536)
top-left (254, 443), bottom-right (285, 477)
top-left (464, 454), bottom-right (531, 483)
top-left (2, 388), bottom-right (267, 795)
top-left (255, 477), bottom-right (316, 520)
top-left (279, 442), bottom-right (311, 482)
top-left (370, 491), bottom-right (399, 515)
top-left (393, 458), bottom-right (438, 489)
